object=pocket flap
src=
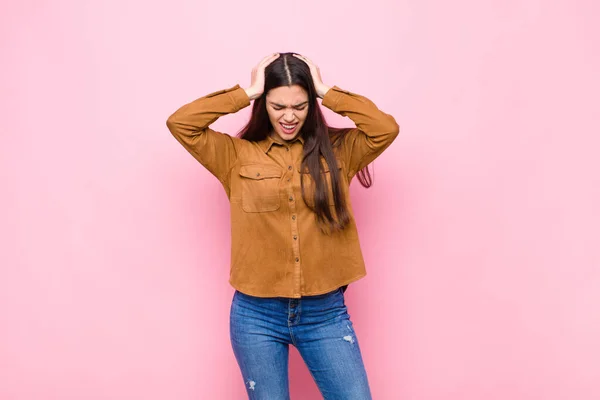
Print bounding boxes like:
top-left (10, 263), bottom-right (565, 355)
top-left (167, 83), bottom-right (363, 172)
top-left (297, 159), bottom-right (343, 174)
top-left (239, 164), bottom-right (283, 180)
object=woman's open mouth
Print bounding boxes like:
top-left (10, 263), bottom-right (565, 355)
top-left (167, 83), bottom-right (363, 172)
top-left (280, 122), bottom-right (298, 135)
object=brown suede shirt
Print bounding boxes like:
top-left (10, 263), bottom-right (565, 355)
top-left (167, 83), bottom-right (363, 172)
top-left (166, 84), bottom-right (399, 298)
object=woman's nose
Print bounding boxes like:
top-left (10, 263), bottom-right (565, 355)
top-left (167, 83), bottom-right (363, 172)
top-left (284, 110), bottom-right (295, 121)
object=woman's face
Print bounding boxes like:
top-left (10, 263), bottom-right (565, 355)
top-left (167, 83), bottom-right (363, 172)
top-left (266, 85), bottom-right (309, 142)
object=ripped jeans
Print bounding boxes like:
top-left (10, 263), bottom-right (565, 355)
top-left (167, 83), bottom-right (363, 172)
top-left (229, 287), bottom-right (372, 400)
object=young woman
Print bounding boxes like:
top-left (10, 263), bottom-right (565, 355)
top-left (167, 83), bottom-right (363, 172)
top-left (166, 52), bottom-right (399, 399)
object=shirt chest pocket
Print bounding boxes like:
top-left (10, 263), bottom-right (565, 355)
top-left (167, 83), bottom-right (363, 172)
top-left (238, 164), bottom-right (283, 212)
top-left (298, 159), bottom-right (344, 207)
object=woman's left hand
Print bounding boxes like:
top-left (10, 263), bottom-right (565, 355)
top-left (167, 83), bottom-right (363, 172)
top-left (293, 54), bottom-right (331, 98)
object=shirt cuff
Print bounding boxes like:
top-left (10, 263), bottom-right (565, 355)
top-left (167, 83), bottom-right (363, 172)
top-left (227, 84), bottom-right (251, 111)
top-left (321, 85), bottom-right (348, 110)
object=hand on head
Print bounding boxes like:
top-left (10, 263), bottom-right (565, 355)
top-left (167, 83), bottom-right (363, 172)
top-left (292, 54), bottom-right (331, 98)
top-left (244, 53), bottom-right (331, 100)
top-left (244, 53), bottom-right (280, 100)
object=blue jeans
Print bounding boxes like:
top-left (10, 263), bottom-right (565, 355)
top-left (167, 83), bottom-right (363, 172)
top-left (229, 287), bottom-right (372, 399)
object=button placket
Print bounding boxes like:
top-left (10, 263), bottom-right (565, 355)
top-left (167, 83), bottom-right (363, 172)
top-left (284, 149), bottom-right (302, 297)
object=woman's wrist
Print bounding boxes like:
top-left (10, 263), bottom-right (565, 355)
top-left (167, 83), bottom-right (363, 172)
top-left (317, 85), bottom-right (332, 99)
top-left (244, 87), bottom-right (260, 100)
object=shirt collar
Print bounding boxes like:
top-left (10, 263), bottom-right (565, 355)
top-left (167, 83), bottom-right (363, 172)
top-left (258, 133), bottom-right (304, 153)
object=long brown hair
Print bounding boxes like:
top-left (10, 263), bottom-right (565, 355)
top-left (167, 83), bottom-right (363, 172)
top-left (238, 53), bottom-right (373, 232)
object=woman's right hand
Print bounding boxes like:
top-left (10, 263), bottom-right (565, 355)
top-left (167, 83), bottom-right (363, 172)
top-left (244, 53), bottom-right (280, 100)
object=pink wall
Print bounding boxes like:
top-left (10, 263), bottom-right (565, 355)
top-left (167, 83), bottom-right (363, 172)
top-left (2, 0), bottom-right (599, 399)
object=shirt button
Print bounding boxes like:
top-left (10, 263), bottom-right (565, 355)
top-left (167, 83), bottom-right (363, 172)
top-left (288, 165), bottom-right (292, 170)
top-left (286, 147), bottom-right (290, 152)
top-left (256, 172), bottom-right (260, 177)
top-left (293, 235), bottom-right (297, 240)
top-left (295, 257), bottom-right (299, 262)
top-left (292, 215), bottom-right (296, 220)
top-left (289, 196), bottom-right (293, 201)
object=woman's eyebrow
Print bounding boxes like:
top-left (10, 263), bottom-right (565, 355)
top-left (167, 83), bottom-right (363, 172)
top-left (269, 101), bottom-right (309, 107)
